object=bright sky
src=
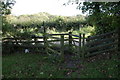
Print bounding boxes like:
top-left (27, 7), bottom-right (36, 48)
top-left (11, 0), bottom-right (85, 16)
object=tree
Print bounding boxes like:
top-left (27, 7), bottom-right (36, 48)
top-left (64, 0), bottom-right (120, 34)
top-left (1, 0), bottom-right (16, 37)
top-left (81, 2), bottom-right (120, 34)
top-left (0, 0), bottom-right (16, 15)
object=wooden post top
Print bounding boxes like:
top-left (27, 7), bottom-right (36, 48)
top-left (69, 32), bottom-right (72, 34)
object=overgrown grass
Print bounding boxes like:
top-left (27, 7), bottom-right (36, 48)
top-left (2, 52), bottom-right (119, 78)
top-left (70, 53), bottom-right (119, 78)
top-left (2, 53), bottom-right (65, 78)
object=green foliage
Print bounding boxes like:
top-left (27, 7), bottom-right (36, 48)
top-left (81, 2), bottom-right (120, 34)
top-left (65, 1), bottom-right (120, 34)
top-left (3, 12), bottom-right (88, 37)
top-left (0, 0), bottom-right (16, 15)
top-left (2, 16), bottom-right (15, 37)
top-left (1, 0), bottom-right (16, 37)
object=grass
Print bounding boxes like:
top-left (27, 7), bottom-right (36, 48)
top-left (2, 52), bottom-right (119, 78)
top-left (80, 54), bottom-right (119, 78)
top-left (2, 53), bottom-right (65, 78)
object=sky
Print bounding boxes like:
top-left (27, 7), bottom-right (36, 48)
top-left (11, 0), bottom-right (85, 16)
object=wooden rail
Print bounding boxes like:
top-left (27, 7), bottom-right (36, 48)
top-left (2, 31), bottom-right (86, 61)
top-left (86, 41), bottom-right (117, 52)
top-left (86, 30), bottom-right (117, 41)
top-left (84, 30), bottom-right (118, 57)
top-left (47, 33), bottom-right (69, 36)
top-left (85, 48), bottom-right (116, 57)
top-left (86, 36), bottom-right (117, 46)
top-left (2, 29), bottom-right (118, 60)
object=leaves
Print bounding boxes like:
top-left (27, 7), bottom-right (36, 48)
top-left (3, 12), bottom-right (87, 37)
top-left (1, 0), bottom-right (16, 15)
top-left (65, 1), bottom-right (120, 34)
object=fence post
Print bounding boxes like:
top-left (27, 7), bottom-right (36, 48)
top-left (43, 21), bottom-right (48, 54)
top-left (86, 36), bottom-right (90, 42)
top-left (78, 33), bottom-right (81, 57)
top-left (60, 35), bottom-right (64, 62)
top-left (34, 37), bottom-right (37, 45)
top-left (82, 34), bottom-right (85, 60)
top-left (69, 32), bottom-right (72, 52)
top-left (83, 34), bottom-right (85, 46)
top-left (86, 36), bottom-right (90, 54)
top-left (15, 38), bottom-right (18, 45)
top-left (44, 33), bottom-right (48, 54)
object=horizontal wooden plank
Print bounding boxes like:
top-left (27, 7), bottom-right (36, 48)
top-left (2, 38), bottom-right (15, 40)
top-left (72, 38), bottom-right (80, 39)
top-left (3, 38), bottom-right (70, 44)
top-left (14, 44), bottom-right (45, 48)
top-left (47, 48), bottom-right (60, 55)
top-left (47, 33), bottom-right (69, 36)
top-left (86, 30), bottom-right (117, 41)
top-left (31, 36), bottom-right (44, 38)
top-left (48, 39), bottom-right (68, 42)
top-left (86, 41), bottom-right (118, 52)
top-left (48, 42), bottom-right (56, 46)
top-left (50, 39), bottom-right (69, 42)
top-left (70, 34), bottom-right (85, 39)
top-left (85, 47), bottom-right (116, 57)
top-left (2, 37), bottom-right (43, 41)
top-left (71, 34), bottom-right (80, 37)
top-left (13, 41), bottom-right (44, 43)
top-left (86, 36), bottom-right (117, 46)
top-left (48, 39), bottom-right (60, 42)
top-left (49, 37), bottom-right (61, 40)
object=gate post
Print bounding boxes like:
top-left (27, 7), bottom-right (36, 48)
top-left (78, 33), bottom-right (81, 57)
top-left (82, 34), bottom-right (85, 46)
top-left (43, 21), bottom-right (48, 54)
top-left (86, 36), bottom-right (90, 55)
top-left (69, 32), bottom-right (72, 52)
top-left (82, 34), bottom-right (85, 60)
top-left (44, 33), bottom-right (48, 54)
top-left (34, 37), bottom-right (37, 45)
top-left (60, 35), bottom-right (64, 62)
top-left (15, 38), bottom-right (18, 45)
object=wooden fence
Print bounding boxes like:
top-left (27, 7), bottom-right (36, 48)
top-left (43, 32), bottom-right (86, 59)
top-left (84, 30), bottom-right (118, 57)
top-left (2, 32), bottom-right (85, 55)
top-left (2, 29), bottom-right (119, 60)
